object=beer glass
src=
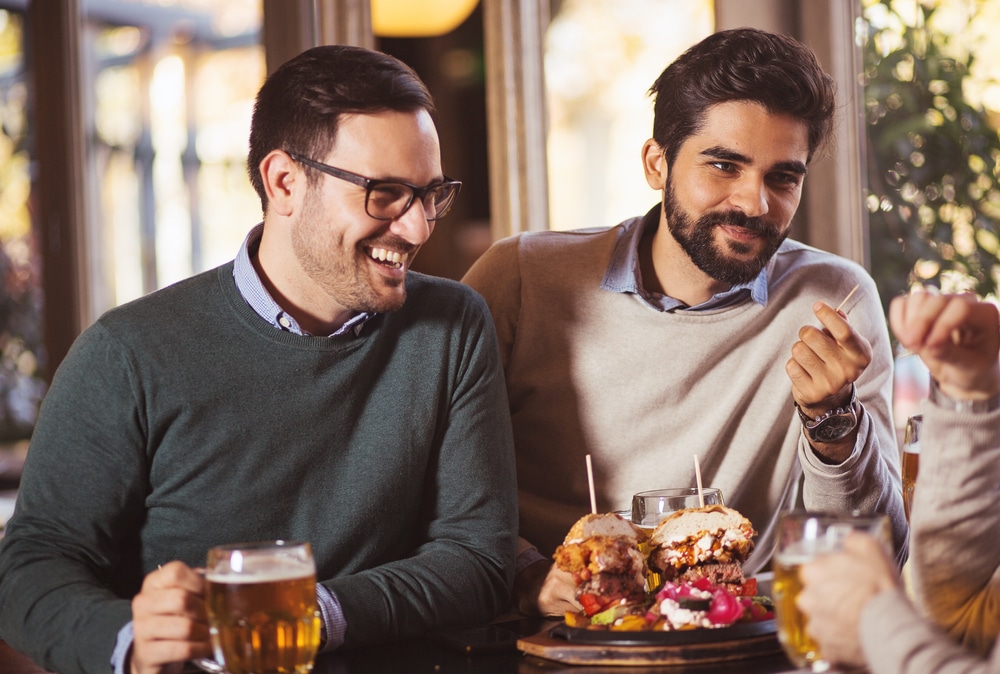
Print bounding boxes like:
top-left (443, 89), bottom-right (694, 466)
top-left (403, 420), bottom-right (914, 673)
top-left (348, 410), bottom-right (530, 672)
top-left (630, 487), bottom-right (724, 591)
top-left (901, 414), bottom-right (922, 521)
top-left (774, 512), bottom-right (889, 672)
top-left (205, 541), bottom-right (321, 674)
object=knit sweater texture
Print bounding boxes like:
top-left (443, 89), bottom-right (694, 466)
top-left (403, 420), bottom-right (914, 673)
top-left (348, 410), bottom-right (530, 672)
top-left (462, 213), bottom-right (907, 571)
top-left (0, 263), bottom-right (518, 674)
top-left (860, 401), bottom-right (1000, 674)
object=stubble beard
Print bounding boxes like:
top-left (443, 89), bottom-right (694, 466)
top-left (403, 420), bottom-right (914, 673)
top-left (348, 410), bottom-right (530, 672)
top-left (662, 178), bottom-right (788, 287)
top-left (292, 191), bottom-right (409, 315)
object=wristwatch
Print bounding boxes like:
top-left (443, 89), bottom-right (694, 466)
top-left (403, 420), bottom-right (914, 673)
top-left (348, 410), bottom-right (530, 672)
top-left (795, 384), bottom-right (859, 443)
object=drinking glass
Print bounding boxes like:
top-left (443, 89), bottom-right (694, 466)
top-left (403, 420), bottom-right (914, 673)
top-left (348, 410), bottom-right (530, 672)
top-left (204, 540), bottom-right (321, 674)
top-left (630, 487), bottom-right (724, 591)
top-left (773, 512), bottom-right (889, 672)
top-left (901, 414), bottom-right (922, 521)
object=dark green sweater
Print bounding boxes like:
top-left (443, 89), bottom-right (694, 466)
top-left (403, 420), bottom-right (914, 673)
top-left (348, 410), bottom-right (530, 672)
top-left (0, 263), bottom-right (518, 674)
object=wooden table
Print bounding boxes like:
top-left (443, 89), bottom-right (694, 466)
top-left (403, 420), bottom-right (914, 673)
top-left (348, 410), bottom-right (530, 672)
top-left (1, 633), bottom-right (806, 674)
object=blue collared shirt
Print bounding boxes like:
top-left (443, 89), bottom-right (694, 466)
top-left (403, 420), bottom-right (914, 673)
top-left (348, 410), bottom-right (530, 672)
top-left (599, 209), bottom-right (769, 311)
top-left (233, 223), bottom-right (372, 337)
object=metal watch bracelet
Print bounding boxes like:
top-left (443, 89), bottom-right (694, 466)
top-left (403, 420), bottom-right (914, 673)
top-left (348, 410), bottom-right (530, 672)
top-left (929, 378), bottom-right (1000, 413)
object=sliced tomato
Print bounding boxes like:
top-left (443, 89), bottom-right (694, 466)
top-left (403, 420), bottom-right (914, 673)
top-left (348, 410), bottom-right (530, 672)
top-left (735, 577), bottom-right (758, 597)
top-left (579, 593), bottom-right (604, 616)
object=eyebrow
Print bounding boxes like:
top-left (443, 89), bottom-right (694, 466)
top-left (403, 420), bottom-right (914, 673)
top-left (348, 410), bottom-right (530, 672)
top-left (700, 146), bottom-right (808, 176)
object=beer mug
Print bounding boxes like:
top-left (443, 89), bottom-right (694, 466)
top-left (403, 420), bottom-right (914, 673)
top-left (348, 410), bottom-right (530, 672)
top-left (205, 540), bottom-right (321, 674)
top-left (902, 414), bottom-right (922, 521)
top-left (774, 512), bottom-right (889, 672)
top-left (630, 487), bottom-right (724, 591)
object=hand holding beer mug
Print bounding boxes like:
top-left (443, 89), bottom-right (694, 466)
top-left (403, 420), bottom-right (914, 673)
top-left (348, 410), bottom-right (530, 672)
top-left (901, 414), bottom-right (921, 521)
top-left (204, 541), bottom-right (321, 674)
top-left (774, 512), bottom-right (889, 672)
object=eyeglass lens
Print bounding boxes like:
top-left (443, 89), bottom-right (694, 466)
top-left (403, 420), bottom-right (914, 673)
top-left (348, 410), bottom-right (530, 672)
top-left (367, 183), bottom-right (458, 221)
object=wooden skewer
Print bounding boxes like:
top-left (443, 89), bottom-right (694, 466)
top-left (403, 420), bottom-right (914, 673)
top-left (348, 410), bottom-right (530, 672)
top-left (693, 454), bottom-right (705, 508)
top-left (585, 454), bottom-right (597, 514)
top-left (835, 284), bottom-right (861, 313)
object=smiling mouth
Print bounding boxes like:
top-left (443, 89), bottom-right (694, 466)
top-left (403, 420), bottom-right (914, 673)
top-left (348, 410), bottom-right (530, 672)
top-left (367, 246), bottom-right (410, 270)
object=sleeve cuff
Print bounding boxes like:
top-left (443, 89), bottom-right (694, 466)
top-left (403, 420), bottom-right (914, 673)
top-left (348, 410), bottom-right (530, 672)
top-left (317, 584), bottom-right (346, 652)
top-left (515, 544), bottom-right (547, 576)
top-left (111, 621), bottom-right (133, 674)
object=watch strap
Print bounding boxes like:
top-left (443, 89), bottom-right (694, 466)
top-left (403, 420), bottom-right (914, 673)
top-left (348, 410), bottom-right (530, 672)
top-left (929, 378), bottom-right (1000, 413)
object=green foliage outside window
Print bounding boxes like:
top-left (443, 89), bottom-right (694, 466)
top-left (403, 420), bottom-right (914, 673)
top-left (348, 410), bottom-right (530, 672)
top-left (861, 0), bottom-right (1000, 313)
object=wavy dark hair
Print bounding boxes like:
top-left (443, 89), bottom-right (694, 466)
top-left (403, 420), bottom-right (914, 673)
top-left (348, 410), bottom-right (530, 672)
top-left (247, 45), bottom-right (435, 212)
top-left (650, 28), bottom-right (836, 167)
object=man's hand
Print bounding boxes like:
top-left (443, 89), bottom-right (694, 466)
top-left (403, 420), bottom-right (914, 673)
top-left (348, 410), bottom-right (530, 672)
top-left (889, 290), bottom-right (1000, 401)
top-left (786, 301), bottom-right (873, 459)
top-left (129, 561), bottom-right (212, 674)
top-left (512, 560), bottom-right (580, 617)
top-left (796, 532), bottom-right (900, 669)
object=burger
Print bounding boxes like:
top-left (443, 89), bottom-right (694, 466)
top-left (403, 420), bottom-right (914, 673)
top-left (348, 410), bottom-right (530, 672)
top-left (646, 505), bottom-right (756, 593)
top-left (552, 513), bottom-right (648, 616)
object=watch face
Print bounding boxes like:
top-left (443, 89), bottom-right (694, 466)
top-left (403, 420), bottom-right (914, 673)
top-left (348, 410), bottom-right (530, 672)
top-left (811, 415), bottom-right (857, 443)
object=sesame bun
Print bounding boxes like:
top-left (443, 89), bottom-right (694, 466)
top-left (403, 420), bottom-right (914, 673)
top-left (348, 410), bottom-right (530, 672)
top-left (564, 512), bottom-right (647, 544)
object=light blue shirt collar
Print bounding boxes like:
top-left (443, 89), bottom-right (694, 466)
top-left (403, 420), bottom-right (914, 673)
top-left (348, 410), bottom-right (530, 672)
top-left (600, 206), bottom-right (768, 311)
top-left (233, 223), bottom-right (371, 337)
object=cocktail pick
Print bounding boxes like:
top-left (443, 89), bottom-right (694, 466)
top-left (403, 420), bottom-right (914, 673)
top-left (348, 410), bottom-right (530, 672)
top-left (835, 284), bottom-right (861, 313)
top-left (693, 454), bottom-right (705, 508)
top-left (585, 454), bottom-right (597, 514)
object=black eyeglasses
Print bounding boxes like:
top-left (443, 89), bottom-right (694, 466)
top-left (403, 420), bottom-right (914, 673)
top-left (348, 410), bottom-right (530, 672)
top-left (288, 152), bottom-right (462, 221)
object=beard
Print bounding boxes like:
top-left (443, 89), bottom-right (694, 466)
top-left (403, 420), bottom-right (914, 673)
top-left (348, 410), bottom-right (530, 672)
top-left (291, 189), bottom-right (414, 315)
top-left (663, 178), bottom-right (788, 286)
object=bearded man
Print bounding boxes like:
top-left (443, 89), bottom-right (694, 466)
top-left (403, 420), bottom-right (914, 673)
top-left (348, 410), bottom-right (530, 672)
top-left (462, 28), bottom-right (905, 616)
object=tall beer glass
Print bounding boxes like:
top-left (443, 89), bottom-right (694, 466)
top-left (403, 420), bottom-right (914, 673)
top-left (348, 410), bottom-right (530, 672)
top-left (630, 487), bottom-right (725, 591)
top-left (901, 414), bottom-right (922, 521)
top-left (774, 512), bottom-right (889, 672)
top-left (205, 541), bottom-right (321, 674)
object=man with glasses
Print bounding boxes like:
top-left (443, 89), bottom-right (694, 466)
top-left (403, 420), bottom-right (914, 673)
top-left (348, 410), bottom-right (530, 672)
top-left (463, 28), bottom-right (905, 616)
top-left (0, 46), bottom-right (517, 674)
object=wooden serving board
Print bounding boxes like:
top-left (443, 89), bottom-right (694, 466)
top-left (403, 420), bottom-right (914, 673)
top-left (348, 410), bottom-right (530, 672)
top-left (517, 626), bottom-right (782, 667)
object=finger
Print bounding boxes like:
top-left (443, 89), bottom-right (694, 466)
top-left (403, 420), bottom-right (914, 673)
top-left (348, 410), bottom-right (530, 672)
top-left (143, 561), bottom-right (205, 594)
top-left (812, 302), bottom-right (868, 352)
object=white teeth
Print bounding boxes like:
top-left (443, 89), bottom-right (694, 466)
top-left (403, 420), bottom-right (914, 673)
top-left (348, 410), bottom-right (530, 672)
top-left (369, 247), bottom-right (409, 267)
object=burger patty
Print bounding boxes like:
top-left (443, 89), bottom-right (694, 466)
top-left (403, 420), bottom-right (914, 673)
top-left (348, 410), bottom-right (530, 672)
top-left (577, 571), bottom-right (647, 603)
top-left (659, 561), bottom-right (746, 586)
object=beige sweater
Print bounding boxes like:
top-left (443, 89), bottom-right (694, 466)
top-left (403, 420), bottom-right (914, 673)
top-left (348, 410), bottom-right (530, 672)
top-left (463, 216), bottom-right (907, 572)
top-left (861, 401), bottom-right (1000, 674)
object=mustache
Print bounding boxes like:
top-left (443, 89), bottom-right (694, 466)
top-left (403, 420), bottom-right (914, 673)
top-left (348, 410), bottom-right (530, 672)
top-left (363, 235), bottom-right (418, 256)
top-left (699, 210), bottom-right (775, 236)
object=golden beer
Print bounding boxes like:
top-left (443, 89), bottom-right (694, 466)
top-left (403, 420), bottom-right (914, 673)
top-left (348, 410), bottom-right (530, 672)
top-left (773, 552), bottom-right (823, 670)
top-left (635, 526), bottom-right (662, 592)
top-left (901, 449), bottom-right (919, 521)
top-left (901, 414), bottom-right (921, 521)
top-left (206, 542), bottom-right (320, 674)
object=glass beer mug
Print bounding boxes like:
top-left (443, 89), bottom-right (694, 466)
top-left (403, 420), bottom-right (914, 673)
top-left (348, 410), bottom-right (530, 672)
top-left (902, 414), bottom-right (922, 521)
top-left (773, 512), bottom-right (889, 672)
top-left (204, 540), bottom-right (321, 674)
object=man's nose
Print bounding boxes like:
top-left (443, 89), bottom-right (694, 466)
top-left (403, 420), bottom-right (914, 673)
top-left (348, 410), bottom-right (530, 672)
top-left (728, 175), bottom-right (769, 217)
top-left (391, 198), bottom-right (434, 244)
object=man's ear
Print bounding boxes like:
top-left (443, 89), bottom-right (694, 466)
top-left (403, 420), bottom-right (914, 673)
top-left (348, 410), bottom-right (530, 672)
top-left (641, 138), bottom-right (668, 191)
top-left (259, 150), bottom-right (301, 217)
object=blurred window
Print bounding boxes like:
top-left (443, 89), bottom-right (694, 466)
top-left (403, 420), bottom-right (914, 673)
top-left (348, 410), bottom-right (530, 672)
top-left (544, 0), bottom-right (713, 232)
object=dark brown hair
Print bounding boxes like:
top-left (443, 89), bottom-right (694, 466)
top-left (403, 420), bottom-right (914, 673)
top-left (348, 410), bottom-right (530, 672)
top-left (247, 45), bottom-right (435, 211)
top-left (649, 28), bottom-right (836, 167)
